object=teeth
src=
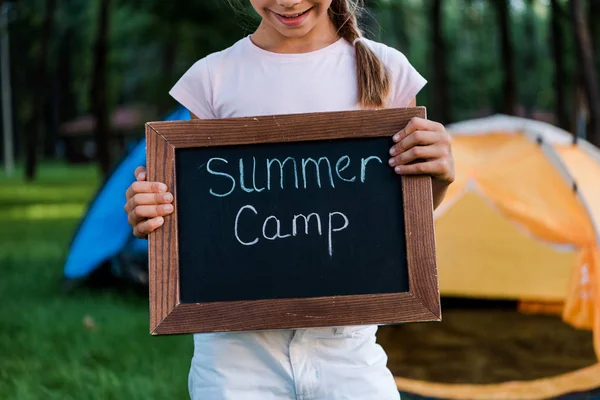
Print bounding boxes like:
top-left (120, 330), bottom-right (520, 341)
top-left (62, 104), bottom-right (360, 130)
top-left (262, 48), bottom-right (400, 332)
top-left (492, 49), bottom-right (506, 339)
top-left (282, 10), bottom-right (306, 18)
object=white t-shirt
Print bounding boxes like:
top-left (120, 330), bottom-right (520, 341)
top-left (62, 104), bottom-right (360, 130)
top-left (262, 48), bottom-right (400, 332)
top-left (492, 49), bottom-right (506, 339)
top-left (169, 35), bottom-right (426, 120)
top-left (169, 35), bottom-right (427, 400)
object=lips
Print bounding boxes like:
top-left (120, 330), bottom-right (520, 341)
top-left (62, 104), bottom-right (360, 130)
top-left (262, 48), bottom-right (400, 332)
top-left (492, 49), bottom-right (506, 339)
top-left (272, 7), bottom-right (312, 27)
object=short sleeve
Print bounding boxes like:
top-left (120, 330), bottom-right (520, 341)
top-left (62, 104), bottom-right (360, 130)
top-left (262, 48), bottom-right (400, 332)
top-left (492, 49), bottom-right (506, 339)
top-left (169, 58), bottom-right (215, 119)
top-left (383, 46), bottom-right (427, 108)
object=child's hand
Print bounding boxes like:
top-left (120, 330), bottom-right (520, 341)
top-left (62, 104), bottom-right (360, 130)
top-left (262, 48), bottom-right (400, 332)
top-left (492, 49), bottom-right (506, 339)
top-left (388, 117), bottom-right (455, 185)
top-left (124, 166), bottom-right (174, 238)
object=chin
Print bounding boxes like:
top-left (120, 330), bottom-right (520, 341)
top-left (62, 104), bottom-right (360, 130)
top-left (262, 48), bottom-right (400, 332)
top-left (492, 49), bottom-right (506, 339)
top-left (274, 26), bottom-right (314, 38)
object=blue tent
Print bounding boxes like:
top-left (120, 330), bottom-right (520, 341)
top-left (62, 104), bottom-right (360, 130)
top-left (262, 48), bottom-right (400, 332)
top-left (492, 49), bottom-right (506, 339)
top-left (63, 107), bottom-right (191, 286)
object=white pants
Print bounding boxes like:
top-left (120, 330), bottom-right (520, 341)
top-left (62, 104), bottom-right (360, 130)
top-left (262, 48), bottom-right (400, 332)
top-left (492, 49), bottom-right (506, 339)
top-left (188, 324), bottom-right (400, 400)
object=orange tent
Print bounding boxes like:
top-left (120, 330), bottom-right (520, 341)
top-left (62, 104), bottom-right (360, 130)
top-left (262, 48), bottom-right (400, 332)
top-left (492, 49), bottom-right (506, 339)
top-left (395, 115), bottom-right (600, 399)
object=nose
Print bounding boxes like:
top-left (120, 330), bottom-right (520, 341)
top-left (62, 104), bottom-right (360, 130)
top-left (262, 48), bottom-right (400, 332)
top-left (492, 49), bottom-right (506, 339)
top-left (277, 0), bottom-right (302, 8)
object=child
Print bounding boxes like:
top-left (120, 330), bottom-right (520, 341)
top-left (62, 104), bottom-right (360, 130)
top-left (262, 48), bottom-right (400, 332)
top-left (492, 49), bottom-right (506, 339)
top-left (124, 0), bottom-right (455, 398)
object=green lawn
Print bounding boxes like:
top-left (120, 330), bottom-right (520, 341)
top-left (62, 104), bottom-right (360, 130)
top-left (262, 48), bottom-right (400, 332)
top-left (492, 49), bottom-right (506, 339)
top-left (0, 163), bottom-right (192, 400)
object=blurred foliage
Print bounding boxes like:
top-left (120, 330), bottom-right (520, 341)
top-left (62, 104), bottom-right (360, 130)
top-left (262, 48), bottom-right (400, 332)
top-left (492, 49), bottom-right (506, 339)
top-left (3, 0), bottom-right (599, 153)
top-left (372, 0), bottom-right (582, 121)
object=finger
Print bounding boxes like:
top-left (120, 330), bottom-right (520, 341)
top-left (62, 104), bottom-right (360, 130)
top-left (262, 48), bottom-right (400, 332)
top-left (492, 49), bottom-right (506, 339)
top-left (389, 130), bottom-right (439, 156)
top-left (393, 117), bottom-right (441, 142)
top-left (134, 166), bottom-right (147, 181)
top-left (134, 216), bottom-right (165, 237)
top-left (126, 192), bottom-right (169, 212)
top-left (392, 125), bottom-right (413, 143)
top-left (128, 204), bottom-right (174, 224)
top-left (407, 117), bottom-right (443, 133)
top-left (393, 159), bottom-right (445, 176)
top-left (125, 191), bottom-right (172, 214)
top-left (389, 144), bottom-right (444, 167)
top-left (133, 228), bottom-right (147, 239)
top-left (393, 117), bottom-right (423, 142)
top-left (128, 192), bottom-right (173, 209)
top-left (132, 180), bottom-right (167, 193)
top-left (126, 181), bottom-right (168, 200)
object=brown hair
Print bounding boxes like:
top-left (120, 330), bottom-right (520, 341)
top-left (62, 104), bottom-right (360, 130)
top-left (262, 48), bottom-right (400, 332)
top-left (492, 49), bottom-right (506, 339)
top-left (329, 0), bottom-right (391, 108)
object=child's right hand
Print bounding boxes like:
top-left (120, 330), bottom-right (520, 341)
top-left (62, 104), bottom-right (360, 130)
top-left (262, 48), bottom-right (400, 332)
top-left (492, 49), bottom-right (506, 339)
top-left (124, 166), bottom-right (174, 238)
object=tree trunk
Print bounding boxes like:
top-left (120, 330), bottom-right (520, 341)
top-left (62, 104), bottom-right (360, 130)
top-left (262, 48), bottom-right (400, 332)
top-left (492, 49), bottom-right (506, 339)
top-left (159, 24), bottom-right (178, 115)
top-left (391, 0), bottom-right (410, 53)
top-left (571, 0), bottom-right (600, 146)
top-left (26, 0), bottom-right (56, 181)
top-left (572, 79), bottom-right (588, 141)
top-left (91, 0), bottom-right (111, 177)
top-left (57, 29), bottom-right (75, 124)
top-left (590, 0), bottom-right (600, 78)
top-left (431, 0), bottom-right (451, 124)
top-left (550, 0), bottom-right (570, 131)
top-left (523, 0), bottom-right (537, 119)
top-left (493, 0), bottom-right (517, 115)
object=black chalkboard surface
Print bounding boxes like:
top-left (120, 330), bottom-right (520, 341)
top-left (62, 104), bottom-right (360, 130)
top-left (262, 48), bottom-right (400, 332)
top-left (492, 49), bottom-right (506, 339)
top-left (176, 137), bottom-right (409, 304)
top-left (146, 107), bottom-right (440, 335)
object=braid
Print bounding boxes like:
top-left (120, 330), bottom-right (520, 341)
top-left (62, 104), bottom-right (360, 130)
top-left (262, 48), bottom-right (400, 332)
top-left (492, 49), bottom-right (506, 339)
top-left (328, 0), bottom-right (360, 42)
top-left (329, 0), bottom-right (391, 108)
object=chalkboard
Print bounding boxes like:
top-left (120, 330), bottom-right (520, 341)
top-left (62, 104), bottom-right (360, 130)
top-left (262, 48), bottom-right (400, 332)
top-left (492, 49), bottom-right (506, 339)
top-left (146, 107), bottom-right (440, 335)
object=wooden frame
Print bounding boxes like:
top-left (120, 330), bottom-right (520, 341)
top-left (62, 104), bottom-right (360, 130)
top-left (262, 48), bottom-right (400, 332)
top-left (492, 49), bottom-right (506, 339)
top-left (146, 107), bottom-right (440, 335)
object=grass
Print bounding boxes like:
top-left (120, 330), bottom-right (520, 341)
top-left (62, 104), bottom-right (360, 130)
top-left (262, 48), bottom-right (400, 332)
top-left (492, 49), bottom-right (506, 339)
top-left (0, 163), bottom-right (192, 400)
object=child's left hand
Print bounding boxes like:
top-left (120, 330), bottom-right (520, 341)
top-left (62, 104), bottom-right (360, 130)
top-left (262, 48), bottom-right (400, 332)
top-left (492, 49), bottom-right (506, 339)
top-left (388, 117), bottom-right (455, 186)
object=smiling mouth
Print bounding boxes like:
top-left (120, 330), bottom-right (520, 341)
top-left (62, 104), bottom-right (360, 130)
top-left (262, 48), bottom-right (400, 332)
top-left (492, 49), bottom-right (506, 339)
top-left (275, 8), bottom-right (312, 19)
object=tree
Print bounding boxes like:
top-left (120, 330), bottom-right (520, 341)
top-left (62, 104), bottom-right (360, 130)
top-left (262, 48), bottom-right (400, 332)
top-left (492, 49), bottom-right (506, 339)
top-left (590, 0), bottom-right (600, 79)
top-left (522, 0), bottom-right (537, 119)
top-left (91, 0), bottom-right (111, 177)
top-left (25, 0), bottom-right (57, 181)
top-left (157, 23), bottom-right (178, 115)
top-left (492, 0), bottom-right (517, 115)
top-left (570, 0), bottom-right (600, 146)
top-left (550, 0), bottom-right (569, 131)
top-left (431, 0), bottom-right (451, 123)
top-left (388, 0), bottom-right (410, 53)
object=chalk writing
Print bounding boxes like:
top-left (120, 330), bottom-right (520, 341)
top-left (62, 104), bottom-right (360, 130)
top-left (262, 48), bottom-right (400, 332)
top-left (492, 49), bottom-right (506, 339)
top-left (203, 155), bottom-right (382, 197)
top-left (200, 153), bottom-right (385, 257)
top-left (234, 205), bottom-right (349, 257)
